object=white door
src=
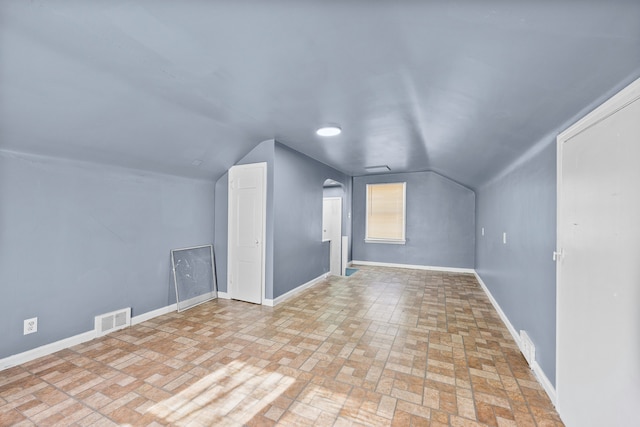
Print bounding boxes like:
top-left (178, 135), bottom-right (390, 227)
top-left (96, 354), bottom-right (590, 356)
top-left (557, 80), bottom-right (640, 426)
top-left (228, 163), bottom-right (266, 304)
top-left (323, 197), bottom-right (342, 276)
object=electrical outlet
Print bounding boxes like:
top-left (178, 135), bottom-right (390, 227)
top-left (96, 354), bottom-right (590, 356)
top-left (24, 317), bottom-right (38, 335)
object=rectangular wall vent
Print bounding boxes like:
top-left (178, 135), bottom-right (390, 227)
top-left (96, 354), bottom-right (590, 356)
top-left (519, 330), bottom-right (536, 366)
top-left (95, 307), bottom-right (131, 337)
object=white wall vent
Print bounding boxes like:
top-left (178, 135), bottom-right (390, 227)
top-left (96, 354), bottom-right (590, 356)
top-left (95, 307), bottom-right (131, 337)
top-left (519, 330), bottom-right (536, 366)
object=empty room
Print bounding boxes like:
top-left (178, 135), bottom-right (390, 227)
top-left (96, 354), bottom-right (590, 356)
top-left (1, 1), bottom-right (639, 426)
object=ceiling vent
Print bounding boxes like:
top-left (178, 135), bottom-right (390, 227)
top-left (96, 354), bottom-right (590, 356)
top-left (95, 307), bottom-right (131, 337)
top-left (364, 165), bottom-right (391, 174)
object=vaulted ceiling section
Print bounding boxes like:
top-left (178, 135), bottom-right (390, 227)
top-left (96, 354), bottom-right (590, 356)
top-left (1, 1), bottom-right (639, 188)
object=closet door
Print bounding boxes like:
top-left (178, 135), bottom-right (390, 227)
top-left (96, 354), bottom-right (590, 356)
top-left (556, 79), bottom-right (640, 427)
top-left (228, 162), bottom-right (266, 304)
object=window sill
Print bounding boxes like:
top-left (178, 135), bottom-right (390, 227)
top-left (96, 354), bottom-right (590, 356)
top-left (365, 239), bottom-right (406, 245)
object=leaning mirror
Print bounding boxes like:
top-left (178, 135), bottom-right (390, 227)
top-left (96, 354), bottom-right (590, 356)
top-left (171, 245), bottom-right (217, 312)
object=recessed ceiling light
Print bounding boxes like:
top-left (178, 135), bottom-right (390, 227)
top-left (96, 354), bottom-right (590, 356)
top-left (316, 125), bottom-right (342, 137)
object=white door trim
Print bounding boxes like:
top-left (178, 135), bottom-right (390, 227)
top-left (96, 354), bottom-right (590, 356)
top-left (557, 78), bottom-right (640, 143)
top-left (227, 162), bottom-right (267, 304)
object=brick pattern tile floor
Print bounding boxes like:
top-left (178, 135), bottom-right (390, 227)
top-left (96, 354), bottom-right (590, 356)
top-left (0, 266), bottom-right (564, 426)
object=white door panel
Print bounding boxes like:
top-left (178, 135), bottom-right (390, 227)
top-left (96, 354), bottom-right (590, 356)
top-left (237, 193), bottom-right (257, 246)
top-left (557, 82), bottom-right (640, 427)
top-left (228, 163), bottom-right (265, 304)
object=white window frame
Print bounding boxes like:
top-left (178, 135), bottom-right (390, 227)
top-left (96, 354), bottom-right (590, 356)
top-left (365, 182), bottom-right (406, 245)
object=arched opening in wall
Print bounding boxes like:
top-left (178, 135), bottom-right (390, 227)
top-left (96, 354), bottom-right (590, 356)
top-left (322, 179), bottom-right (346, 276)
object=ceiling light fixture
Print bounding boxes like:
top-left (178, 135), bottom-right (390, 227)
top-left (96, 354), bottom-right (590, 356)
top-left (316, 125), bottom-right (342, 137)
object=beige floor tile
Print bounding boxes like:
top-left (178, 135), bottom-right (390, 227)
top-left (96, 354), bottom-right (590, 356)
top-left (0, 266), bottom-right (562, 426)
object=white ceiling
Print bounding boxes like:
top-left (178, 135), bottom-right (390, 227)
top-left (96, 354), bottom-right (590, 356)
top-left (1, 0), bottom-right (639, 188)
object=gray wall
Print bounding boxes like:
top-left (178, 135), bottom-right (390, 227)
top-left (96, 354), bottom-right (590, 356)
top-left (323, 185), bottom-right (344, 198)
top-left (475, 141), bottom-right (557, 384)
top-left (352, 171), bottom-right (475, 269)
top-left (214, 140), bottom-right (275, 297)
top-left (0, 150), bottom-right (214, 359)
top-left (273, 143), bottom-right (351, 298)
top-left (214, 174), bottom-right (229, 293)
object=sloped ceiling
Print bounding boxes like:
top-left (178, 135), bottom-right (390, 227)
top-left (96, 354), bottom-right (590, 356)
top-left (1, 1), bottom-right (639, 189)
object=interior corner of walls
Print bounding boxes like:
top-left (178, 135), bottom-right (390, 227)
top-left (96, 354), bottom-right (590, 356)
top-left (270, 273), bottom-right (327, 306)
top-left (215, 170), bottom-right (229, 186)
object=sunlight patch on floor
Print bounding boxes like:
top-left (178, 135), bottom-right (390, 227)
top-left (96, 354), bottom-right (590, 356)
top-left (148, 360), bottom-right (295, 426)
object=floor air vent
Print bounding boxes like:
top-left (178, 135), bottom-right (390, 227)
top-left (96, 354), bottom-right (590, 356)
top-left (519, 330), bottom-right (536, 366)
top-left (95, 307), bottom-right (131, 337)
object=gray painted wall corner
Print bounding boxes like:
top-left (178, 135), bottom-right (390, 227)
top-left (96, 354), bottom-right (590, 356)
top-left (272, 142), bottom-right (351, 298)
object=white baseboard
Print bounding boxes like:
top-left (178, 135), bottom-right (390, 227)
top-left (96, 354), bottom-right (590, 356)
top-left (131, 303), bottom-right (177, 326)
top-left (263, 273), bottom-right (329, 307)
top-left (0, 330), bottom-right (96, 371)
top-left (473, 272), bottom-right (522, 346)
top-left (217, 291), bottom-right (230, 299)
top-left (1, 302), bottom-right (179, 372)
top-left (351, 260), bottom-right (475, 274)
top-left (474, 272), bottom-right (557, 405)
top-left (532, 360), bottom-right (557, 405)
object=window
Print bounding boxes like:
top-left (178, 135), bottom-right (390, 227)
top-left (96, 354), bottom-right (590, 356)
top-left (365, 182), bottom-right (406, 244)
